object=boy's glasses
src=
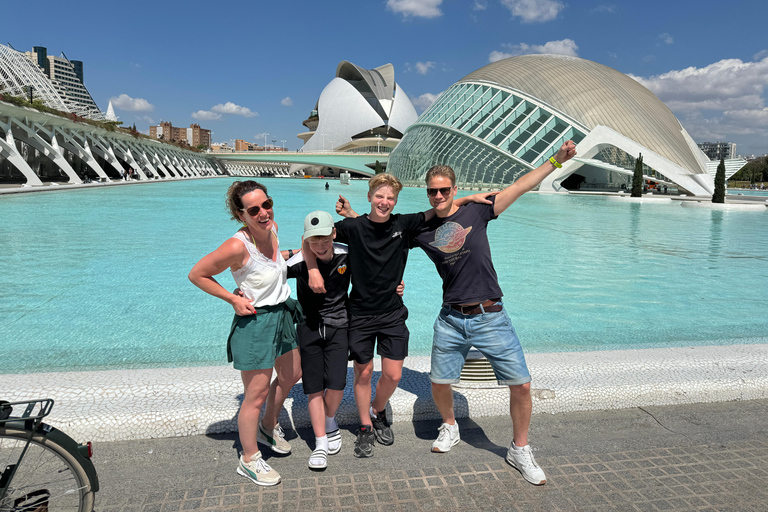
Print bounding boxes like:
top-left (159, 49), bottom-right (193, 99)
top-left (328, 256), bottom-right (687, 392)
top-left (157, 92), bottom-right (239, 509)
top-left (241, 198), bottom-right (274, 216)
top-left (426, 187), bottom-right (453, 197)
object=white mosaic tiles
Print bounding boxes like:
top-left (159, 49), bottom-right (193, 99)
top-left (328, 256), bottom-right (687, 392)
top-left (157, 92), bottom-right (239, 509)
top-left (3, 344), bottom-right (767, 442)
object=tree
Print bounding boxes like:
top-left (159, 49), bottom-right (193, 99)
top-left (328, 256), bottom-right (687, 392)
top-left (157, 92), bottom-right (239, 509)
top-left (712, 158), bottom-right (726, 203)
top-left (374, 160), bottom-right (383, 174)
top-left (631, 153), bottom-right (643, 197)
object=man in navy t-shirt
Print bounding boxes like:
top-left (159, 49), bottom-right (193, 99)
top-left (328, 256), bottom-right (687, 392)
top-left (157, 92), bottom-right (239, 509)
top-left (411, 140), bottom-right (577, 486)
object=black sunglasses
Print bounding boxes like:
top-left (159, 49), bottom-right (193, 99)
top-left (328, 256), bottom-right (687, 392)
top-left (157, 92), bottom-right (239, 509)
top-left (241, 197), bottom-right (274, 216)
top-left (426, 187), bottom-right (453, 197)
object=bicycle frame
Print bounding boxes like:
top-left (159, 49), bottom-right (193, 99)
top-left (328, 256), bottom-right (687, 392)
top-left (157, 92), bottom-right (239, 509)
top-left (0, 398), bottom-right (100, 502)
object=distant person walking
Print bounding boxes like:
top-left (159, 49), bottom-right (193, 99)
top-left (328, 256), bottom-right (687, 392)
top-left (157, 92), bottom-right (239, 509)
top-left (189, 180), bottom-right (301, 487)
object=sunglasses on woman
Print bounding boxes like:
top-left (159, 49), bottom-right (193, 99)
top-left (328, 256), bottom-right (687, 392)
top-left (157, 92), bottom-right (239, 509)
top-left (241, 197), bottom-right (274, 216)
top-left (426, 187), bottom-right (453, 197)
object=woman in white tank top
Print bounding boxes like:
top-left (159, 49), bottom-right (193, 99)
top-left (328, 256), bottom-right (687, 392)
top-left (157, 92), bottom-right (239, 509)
top-left (189, 180), bottom-right (301, 487)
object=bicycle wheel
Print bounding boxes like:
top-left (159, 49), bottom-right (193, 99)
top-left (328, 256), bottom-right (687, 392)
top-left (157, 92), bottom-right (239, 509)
top-left (0, 427), bottom-right (94, 512)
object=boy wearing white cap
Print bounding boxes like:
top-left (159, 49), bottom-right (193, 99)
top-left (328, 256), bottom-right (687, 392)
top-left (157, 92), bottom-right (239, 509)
top-left (286, 210), bottom-right (350, 470)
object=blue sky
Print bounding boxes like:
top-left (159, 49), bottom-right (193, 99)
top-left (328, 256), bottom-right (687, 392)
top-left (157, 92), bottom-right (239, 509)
top-left (5, 0), bottom-right (768, 154)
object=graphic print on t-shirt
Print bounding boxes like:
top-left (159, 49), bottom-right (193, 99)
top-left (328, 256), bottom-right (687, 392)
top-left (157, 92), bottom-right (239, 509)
top-left (428, 221), bottom-right (473, 253)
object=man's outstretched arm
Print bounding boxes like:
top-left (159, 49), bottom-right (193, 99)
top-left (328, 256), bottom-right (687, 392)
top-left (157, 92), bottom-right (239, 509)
top-left (493, 140), bottom-right (577, 216)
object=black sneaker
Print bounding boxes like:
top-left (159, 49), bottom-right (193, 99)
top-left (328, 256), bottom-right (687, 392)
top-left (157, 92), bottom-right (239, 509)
top-left (354, 425), bottom-right (375, 458)
top-left (370, 409), bottom-right (394, 446)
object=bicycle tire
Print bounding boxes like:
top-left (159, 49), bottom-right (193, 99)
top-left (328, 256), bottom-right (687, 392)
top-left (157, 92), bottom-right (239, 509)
top-left (0, 426), bottom-right (94, 512)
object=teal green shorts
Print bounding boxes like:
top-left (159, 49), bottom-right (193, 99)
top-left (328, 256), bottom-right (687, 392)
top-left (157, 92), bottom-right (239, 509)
top-left (227, 301), bottom-right (300, 371)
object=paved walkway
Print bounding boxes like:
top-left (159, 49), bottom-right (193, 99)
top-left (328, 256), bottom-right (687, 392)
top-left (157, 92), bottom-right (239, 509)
top-left (95, 398), bottom-right (768, 511)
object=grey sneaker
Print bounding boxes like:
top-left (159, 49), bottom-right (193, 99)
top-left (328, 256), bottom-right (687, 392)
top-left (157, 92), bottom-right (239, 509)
top-left (370, 409), bottom-right (394, 446)
top-left (237, 452), bottom-right (281, 486)
top-left (431, 422), bottom-right (460, 453)
top-left (505, 443), bottom-right (546, 485)
top-left (257, 421), bottom-right (292, 454)
top-left (354, 425), bottom-right (375, 458)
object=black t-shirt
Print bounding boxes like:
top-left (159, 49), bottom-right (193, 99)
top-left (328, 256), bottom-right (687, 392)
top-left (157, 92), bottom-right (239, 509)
top-left (287, 244), bottom-right (350, 328)
top-left (411, 200), bottom-right (503, 306)
top-left (335, 212), bottom-right (425, 315)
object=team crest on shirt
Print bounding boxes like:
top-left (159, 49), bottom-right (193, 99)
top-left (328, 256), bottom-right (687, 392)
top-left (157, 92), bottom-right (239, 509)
top-left (337, 264), bottom-right (347, 275)
top-left (429, 222), bottom-right (472, 254)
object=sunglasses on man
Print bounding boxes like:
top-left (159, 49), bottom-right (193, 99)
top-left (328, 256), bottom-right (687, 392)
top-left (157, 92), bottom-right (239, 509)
top-left (240, 198), bottom-right (274, 216)
top-left (426, 187), bottom-right (453, 197)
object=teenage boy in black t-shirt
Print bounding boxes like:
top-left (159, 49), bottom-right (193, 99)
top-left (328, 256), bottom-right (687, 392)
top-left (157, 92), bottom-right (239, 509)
top-left (410, 140), bottom-right (577, 486)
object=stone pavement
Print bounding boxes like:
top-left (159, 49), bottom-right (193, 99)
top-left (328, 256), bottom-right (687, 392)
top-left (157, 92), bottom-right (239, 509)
top-left (94, 398), bottom-right (768, 511)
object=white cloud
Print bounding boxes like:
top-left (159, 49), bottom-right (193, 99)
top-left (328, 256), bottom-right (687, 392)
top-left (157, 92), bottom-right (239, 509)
top-left (591, 4), bottom-right (617, 13)
top-left (659, 33), bottom-right (674, 45)
top-left (386, 0), bottom-right (443, 18)
top-left (473, 0), bottom-right (487, 10)
top-left (211, 102), bottom-right (258, 117)
top-left (753, 49), bottom-right (768, 61)
top-left (411, 92), bottom-right (439, 112)
top-left (281, 97), bottom-right (293, 106)
top-left (630, 56), bottom-right (768, 154)
top-left (135, 115), bottom-right (155, 124)
top-left (489, 38), bottom-right (578, 62)
top-left (191, 110), bottom-right (222, 121)
top-left (501, 0), bottom-right (564, 23)
top-left (414, 61), bottom-right (436, 75)
top-left (110, 94), bottom-right (154, 112)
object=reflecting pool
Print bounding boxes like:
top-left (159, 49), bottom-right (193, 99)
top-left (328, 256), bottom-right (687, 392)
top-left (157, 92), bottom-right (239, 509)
top-left (1, 178), bottom-right (766, 374)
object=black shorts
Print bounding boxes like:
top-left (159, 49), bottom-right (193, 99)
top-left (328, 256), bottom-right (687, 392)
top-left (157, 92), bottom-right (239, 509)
top-left (297, 322), bottom-right (349, 395)
top-left (348, 305), bottom-right (409, 364)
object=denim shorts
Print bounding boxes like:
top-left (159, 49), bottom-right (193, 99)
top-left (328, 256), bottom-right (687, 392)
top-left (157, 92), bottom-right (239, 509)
top-left (430, 302), bottom-right (531, 386)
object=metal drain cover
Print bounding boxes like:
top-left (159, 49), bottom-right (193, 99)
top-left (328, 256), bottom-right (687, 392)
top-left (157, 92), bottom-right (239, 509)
top-left (460, 350), bottom-right (496, 382)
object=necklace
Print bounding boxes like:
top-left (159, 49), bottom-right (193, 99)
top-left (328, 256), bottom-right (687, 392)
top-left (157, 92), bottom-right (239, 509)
top-left (245, 227), bottom-right (275, 259)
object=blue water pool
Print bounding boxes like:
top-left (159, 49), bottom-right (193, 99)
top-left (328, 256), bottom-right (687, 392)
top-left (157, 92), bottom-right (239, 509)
top-left (1, 178), bottom-right (767, 374)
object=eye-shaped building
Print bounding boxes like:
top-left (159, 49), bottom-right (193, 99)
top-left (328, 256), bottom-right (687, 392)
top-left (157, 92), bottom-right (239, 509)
top-left (388, 54), bottom-right (714, 196)
top-left (298, 61), bottom-right (418, 155)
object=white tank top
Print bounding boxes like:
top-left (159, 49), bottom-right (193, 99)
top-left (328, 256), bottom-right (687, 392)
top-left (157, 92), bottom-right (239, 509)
top-left (230, 229), bottom-right (291, 307)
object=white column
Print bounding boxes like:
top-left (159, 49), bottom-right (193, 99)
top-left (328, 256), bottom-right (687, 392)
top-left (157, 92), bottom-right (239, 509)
top-left (0, 116), bottom-right (43, 186)
top-left (11, 118), bottom-right (82, 184)
top-left (54, 126), bottom-right (109, 182)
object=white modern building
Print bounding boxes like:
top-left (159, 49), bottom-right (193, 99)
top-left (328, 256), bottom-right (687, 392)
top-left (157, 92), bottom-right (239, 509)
top-left (298, 60), bottom-right (418, 155)
top-left (389, 54), bottom-right (715, 196)
top-left (24, 46), bottom-right (103, 120)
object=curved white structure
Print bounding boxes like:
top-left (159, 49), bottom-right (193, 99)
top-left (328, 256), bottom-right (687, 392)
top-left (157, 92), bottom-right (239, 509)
top-left (0, 43), bottom-right (70, 113)
top-left (390, 54), bottom-right (714, 196)
top-left (300, 61), bottom-right (418, 154)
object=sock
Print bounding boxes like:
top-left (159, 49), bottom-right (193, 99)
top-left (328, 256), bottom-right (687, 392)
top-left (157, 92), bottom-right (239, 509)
top-left (512, 442), bottom-right (527, 451)
top-left (325, 415), bottom-right (338, 432)
top-left (369, 405), bottom-right (377, 418)
top-left (316, 435), bottom-right (329, 451)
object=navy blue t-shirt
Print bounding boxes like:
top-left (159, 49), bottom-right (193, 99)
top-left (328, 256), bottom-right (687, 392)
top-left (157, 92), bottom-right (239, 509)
top-left (411, 200), bottom-right (503, 306)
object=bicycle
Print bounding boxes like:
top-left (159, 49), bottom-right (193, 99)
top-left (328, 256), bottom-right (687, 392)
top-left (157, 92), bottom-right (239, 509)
top-left (0, 399), bottom-right (99, 511)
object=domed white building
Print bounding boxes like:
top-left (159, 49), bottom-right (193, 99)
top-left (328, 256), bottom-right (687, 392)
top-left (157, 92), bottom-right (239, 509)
top-left (298, 61), bottom-right (418, 156)
top-left (389, 54), bottom-right (714, 196)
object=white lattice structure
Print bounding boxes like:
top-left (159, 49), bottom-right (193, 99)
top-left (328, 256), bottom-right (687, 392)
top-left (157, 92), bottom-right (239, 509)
top-left (222, 161), bottom-right (294, 177)
top-left (0, 43), bottom-right (70, 113)
top-left (0, 100), bottom-right (221, 186)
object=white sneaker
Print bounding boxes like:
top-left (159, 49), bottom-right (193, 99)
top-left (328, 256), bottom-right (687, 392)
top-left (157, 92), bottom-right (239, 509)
top-left (327, 428), bottom-right (342, 455)
top-left (257, 421), bottom-right (292, 454)
top-left (505, 443), bottom-right (546, 485)
top-left (237, 452), bottom-right (281, 486)
top-left (431, 422), bottom-right (460, 453)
